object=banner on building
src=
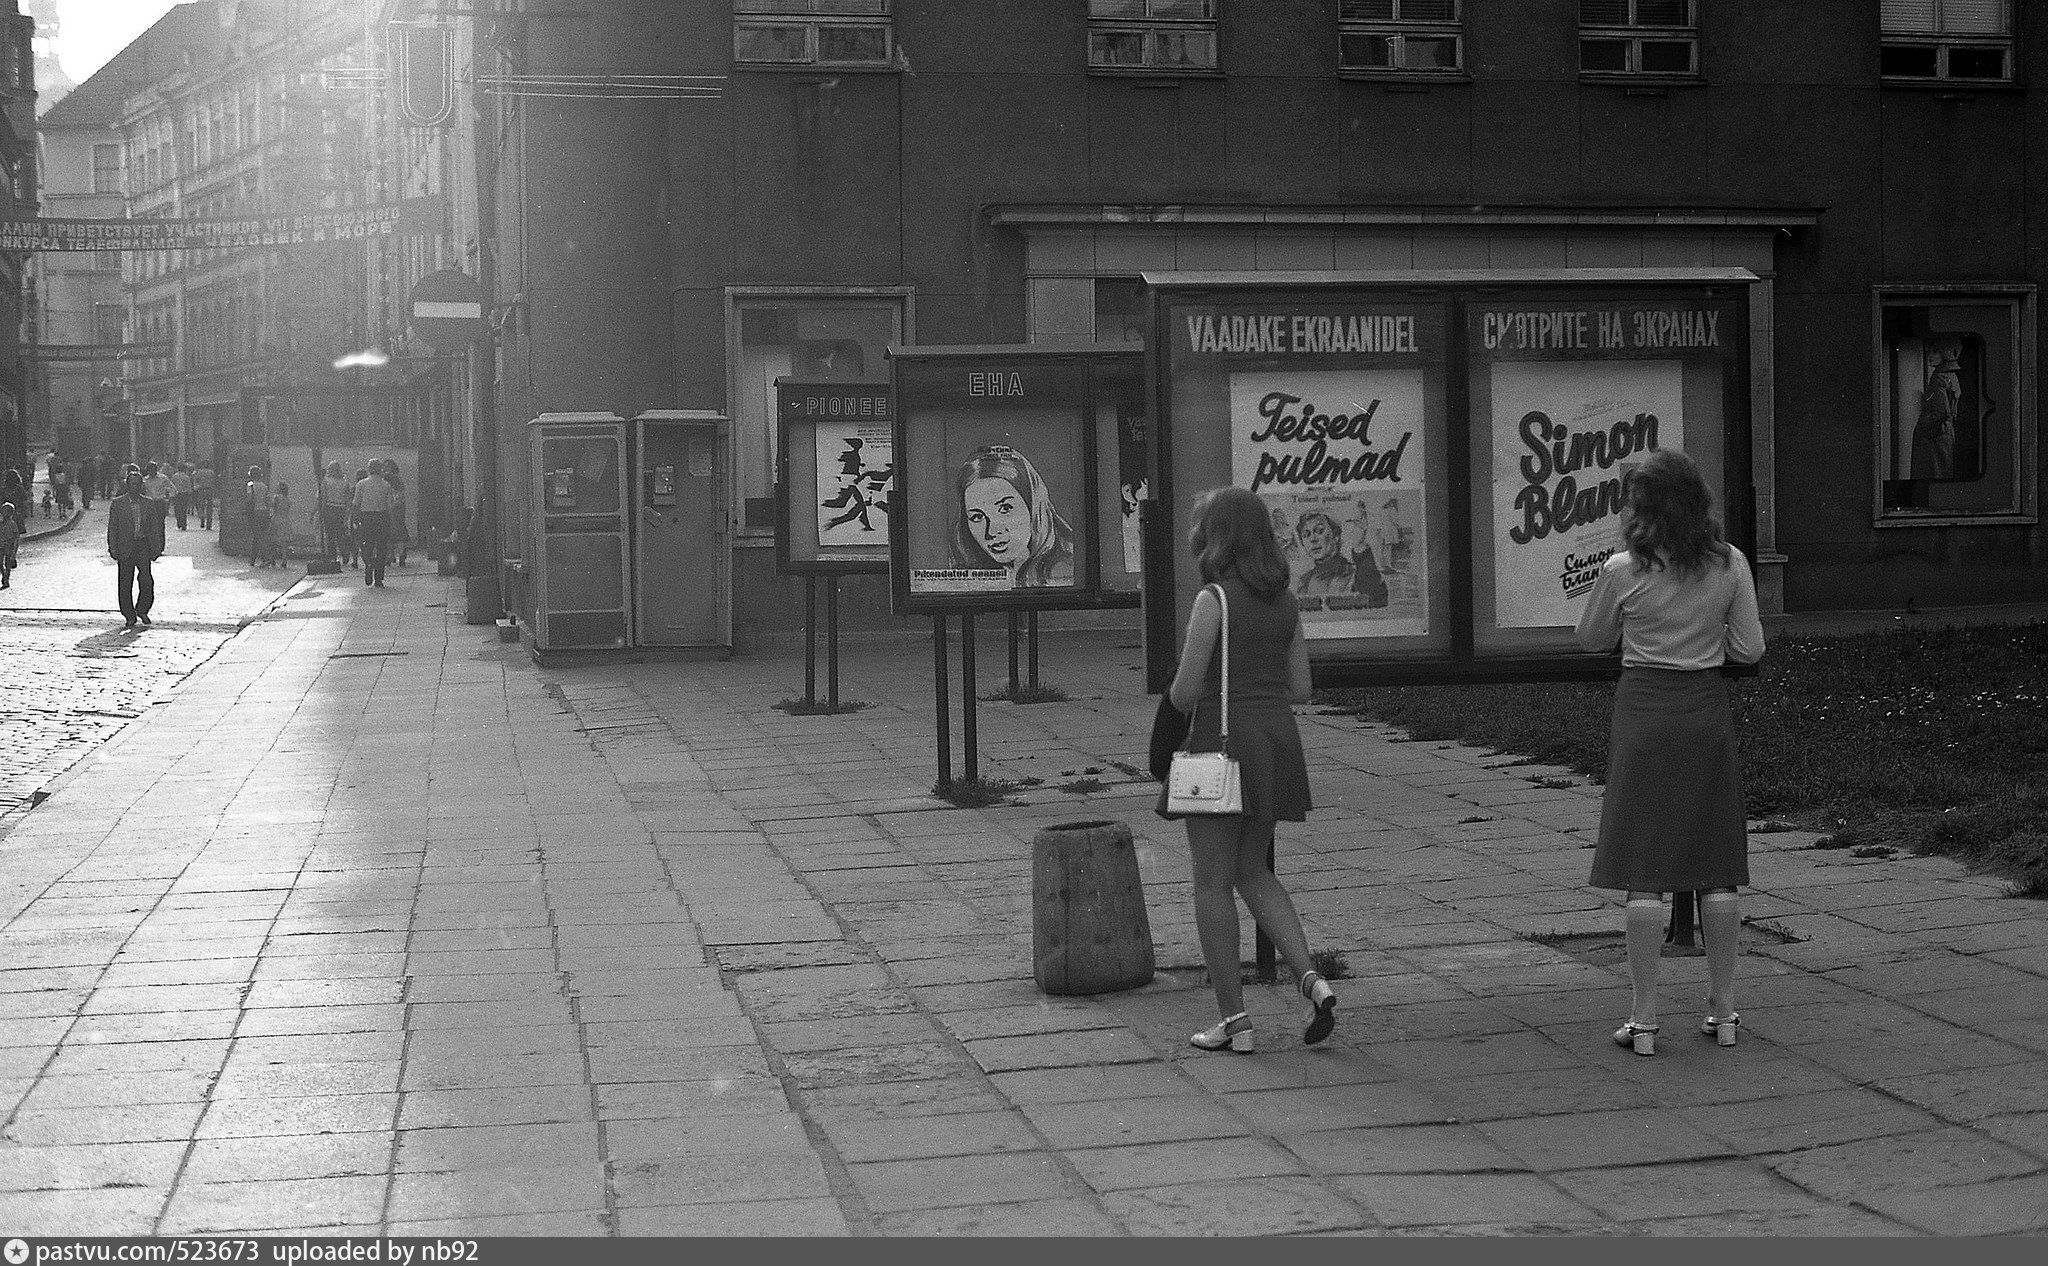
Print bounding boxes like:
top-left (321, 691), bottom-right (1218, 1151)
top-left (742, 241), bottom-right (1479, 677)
top-left (1229, 368), bottom-right (1429, 639)
top-left (0, 197), bottom-right (445, 252)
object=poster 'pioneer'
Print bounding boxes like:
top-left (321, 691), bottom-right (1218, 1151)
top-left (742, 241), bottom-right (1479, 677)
top-left (1231, 370), bottom-right (1428, 639)
top-left (1491, 359), bottom-right (1684, 628)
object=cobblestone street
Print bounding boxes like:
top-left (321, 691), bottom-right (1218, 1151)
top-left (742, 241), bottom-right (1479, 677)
top-left (0, 502), bottom-right (302, 819)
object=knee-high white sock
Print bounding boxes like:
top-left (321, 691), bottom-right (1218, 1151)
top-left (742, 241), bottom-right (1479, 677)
top-left (1625, 897), bottom-right (1664, 1026)
top-left (1701, 890), bottom-right (1739, 1018)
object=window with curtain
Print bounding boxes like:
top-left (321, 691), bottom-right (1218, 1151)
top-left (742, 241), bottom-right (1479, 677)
top-left (1339, 0), bottom-right (1462, 74)
top-left (1579, 0), bottom-right (1698, 77)
top-left (1881, 0), bottom-right (2012, 82)
top-left (734, 1), bottom-right (893, 67)
top-left (1088, 0), bottom-right (1219, 71)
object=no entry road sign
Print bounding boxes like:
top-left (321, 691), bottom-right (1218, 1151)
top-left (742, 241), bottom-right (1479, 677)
top-left (409, 268), bottom-right (485, 351)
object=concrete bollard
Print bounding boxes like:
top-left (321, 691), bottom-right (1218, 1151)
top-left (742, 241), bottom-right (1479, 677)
top-left (1032, 819), bottom-right (1156, 995)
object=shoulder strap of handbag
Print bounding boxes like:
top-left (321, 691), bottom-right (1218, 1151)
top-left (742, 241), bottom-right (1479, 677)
top-left (1177, 582), bottom-right (1232, 753)
top-left (1212, 582), bottom-right (1230, 751)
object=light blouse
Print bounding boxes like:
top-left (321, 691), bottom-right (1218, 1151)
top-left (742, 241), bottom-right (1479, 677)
top-left (1574, 546), bottom-right (1766, 670)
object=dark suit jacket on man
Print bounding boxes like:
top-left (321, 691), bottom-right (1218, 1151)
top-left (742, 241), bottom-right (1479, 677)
top-left (107, 493), bottom-right (167, 562)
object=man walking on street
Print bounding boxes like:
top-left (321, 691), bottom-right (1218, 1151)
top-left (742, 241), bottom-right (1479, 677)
top-left (141, 461), bottom-right (175, 506)
top-left (193, 458), bottom-right (215, 528)
top-left (108, 466), bottom-right (166, 628)
top-left (352, 459), bottom-right (394, 587)
top-left (170, 462), bottom-right (195, 529)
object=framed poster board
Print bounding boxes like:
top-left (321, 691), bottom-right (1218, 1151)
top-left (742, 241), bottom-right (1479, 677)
top-left (888, 343), bottom-right (1144, 615)
top-left (1469, 290), bottom-right (1748, 659)
top-left (1144, 270), bottom-right (1753, 689)
top-left (775, 379), bottom-right (894, 574)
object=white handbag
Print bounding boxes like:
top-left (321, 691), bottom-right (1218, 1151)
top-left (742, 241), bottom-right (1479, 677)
top-left (1165, 584), bottom-right (1244, 816)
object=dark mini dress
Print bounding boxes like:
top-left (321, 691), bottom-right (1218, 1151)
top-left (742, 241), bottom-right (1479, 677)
top-left (1157, 577), bottom-right (1313, 824)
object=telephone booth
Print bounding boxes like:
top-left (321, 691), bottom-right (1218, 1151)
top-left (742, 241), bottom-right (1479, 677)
top-left (631, 410), bottom-right (730, 649)
top-left (527, 413), bottom-right (631, 652)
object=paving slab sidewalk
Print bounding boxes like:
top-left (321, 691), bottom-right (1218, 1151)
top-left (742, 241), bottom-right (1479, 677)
top-left (1, 571), bottom-right (2043, 1236)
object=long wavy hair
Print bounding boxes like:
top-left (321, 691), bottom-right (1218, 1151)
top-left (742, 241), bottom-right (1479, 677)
top-left (950, 445), bottom-right (1074, 585)
top-left (1189, 486), bottom-right (1290, 602)
top-left (1623, 449), bottom-right (1730, 577)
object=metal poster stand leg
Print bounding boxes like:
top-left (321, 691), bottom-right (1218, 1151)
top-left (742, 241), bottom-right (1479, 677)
top-left (1007, 611), bottom-right (1021, 695)
top-left (1668, 891), bottom-right (1698, 948)
top-left (826, 576), bottom-right (841, 712)
top-left (933, 616), bottom-right (951, 791)
top-left (1027, 610), bottom-right (1040, 689)
top-left (803, 575), bottom-right (818, 708)
top-left (961, 614), bottom-right (979, 784)
top-left (1257, 835), bottom-right (1278, 983)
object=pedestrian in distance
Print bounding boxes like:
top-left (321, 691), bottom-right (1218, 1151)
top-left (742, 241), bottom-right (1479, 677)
top-left (51, 461), bottom-right (73, 514)
top-left (108, 465), bottom-right (165, 627)
top-left (352, 460), bottom-right (393, 586)
top-left (382, 462), bottom-right (411, 566)
top-left (0, 500), bottom-right (18, 587)
top-left (318, 460), bottom-right (351, 563)
top-left (1161, 485), bottom-right (1337, 1055)
top-left (39, 485), bottom-right (52, 518)
top-left (1, 467), bottom-right (27, 534)
top-left (141, 461), bottom-right (175, 505)
top-left (78, 460), bottom-right (93, 511)
top-left (263, 482), bottom-right (293, 567)
top-left (348, 466), bottom-right (370, 569)
top-left (1574, 449), bottom-right (1766, 1057)
top-left (245, 466), bottom-right (269, 568)
top-left (192, 459), bottom-right (215, 528)
top-left (170, 462), bottom-right (194, 529)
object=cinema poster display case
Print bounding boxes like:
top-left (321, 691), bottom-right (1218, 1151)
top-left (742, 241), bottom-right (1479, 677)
top-left (775, 379), bottom-right (895, 575)
top-left (1143, 270), bottom-right (1753, 688)
top-left (887, 343), bottom-right (1146, 615)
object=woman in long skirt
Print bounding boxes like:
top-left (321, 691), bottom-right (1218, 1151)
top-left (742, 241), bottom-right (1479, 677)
top-left (1575, 450), bottom-right (1766, 1056)
top-left (1161, 486), bottom-right (1336, 1054)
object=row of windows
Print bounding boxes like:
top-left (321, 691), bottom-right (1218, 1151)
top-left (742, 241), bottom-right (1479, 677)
top-left (732, 1), bottom-right (2017, 85)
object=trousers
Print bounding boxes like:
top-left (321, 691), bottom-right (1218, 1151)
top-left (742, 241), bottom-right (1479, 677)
top-left (116, 557), bottom-right (155, 621)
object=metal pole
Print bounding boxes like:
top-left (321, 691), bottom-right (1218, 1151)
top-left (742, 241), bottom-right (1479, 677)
top-left (1256, 836), bottom-right (1278, 982)
top-left (962, 613), bottom-right (978, 785)
top-left (806, 573), bottom-right (823, 708)
top-left (826, 575), bottom-right (841, 712)
top-left (1669, 891), bottom-right (1698, 948)
top-left (1007, 610), bottom-right (1021, 695)
top-left (1028, 610), bottom-right (1041, 689)
top-left (933, 616), bottom-right (950, 791)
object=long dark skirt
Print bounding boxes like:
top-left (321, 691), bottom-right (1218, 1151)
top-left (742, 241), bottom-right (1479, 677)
top-left (1590, 667), bottom-right (1750, 892)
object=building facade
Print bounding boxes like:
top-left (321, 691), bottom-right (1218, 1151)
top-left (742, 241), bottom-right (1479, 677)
top-left (32, 0), bottom-right (475, 543)
top-left (471, 1), bottom-right (2038, 632)
top-left (0, 0), bottom-right (32, 476)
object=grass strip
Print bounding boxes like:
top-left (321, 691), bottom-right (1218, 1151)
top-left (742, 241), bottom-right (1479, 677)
top-left (1315, 622), bottom-right (2048, 895)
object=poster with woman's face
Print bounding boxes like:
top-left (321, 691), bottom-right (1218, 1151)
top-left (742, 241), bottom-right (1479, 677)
top-left (905, 404), bottom-right (1086, 595)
